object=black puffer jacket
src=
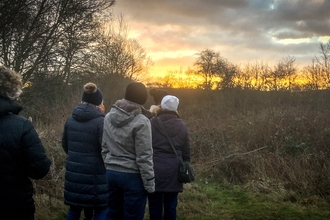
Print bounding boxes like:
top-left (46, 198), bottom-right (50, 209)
top-left (0, 97), bottom-right (52, 216)
top-left (62, 103), bottom-right (107, 208)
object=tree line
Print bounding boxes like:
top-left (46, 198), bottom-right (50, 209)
top-left (157, 41), bottom-right (330, 91)
top-left (1, 0), bottom-right (329, 93)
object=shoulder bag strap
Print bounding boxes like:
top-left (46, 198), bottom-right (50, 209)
top-left (156, 117), bottom-right (179, 158)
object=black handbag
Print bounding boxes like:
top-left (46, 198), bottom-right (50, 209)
top-left (156, 117), bottom-right (195, 183)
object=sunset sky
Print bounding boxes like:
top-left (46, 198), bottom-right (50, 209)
top-left (112, 0), bottom-right (330, 77)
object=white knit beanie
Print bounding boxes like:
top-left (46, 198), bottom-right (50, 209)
top-left (161, 95), bottom-right (179, 111)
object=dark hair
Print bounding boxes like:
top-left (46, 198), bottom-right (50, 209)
top-left (149, 89), bottom-right (169, 105)
top-left (125, 82), bottom-right (148, 105)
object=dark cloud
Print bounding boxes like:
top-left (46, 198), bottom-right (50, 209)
top-left (275, 1), bottom-right (330, 21)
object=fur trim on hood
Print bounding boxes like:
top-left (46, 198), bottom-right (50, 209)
top-left (0, 66), bottom-right (23, 100)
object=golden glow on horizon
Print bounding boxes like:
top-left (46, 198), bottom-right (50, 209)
top-left (147, 71), bottom-right (205, 88)
top-left (146, 72), bottom-right (312, 90)
top-left (151, 66), bottom-right (171, 77)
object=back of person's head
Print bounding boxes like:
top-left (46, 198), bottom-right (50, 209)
top-left (125, 82), bottom-right (148, 105)
top-left (81, 82), bottom-right (103, 105)
top-left (161, 95), bottom-right (179, 111)
top-left (0, 66), bottom-right (23, 100)
top-left (149, 88), bottom-right (169, 105)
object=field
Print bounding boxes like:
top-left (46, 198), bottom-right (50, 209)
top-left (27, 88), bottom-right (330, 219)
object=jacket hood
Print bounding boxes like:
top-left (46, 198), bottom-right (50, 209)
top-left (108, 99), bottom-right (144, 127)
top-left (72, 103), bottom-right (104, 122)
top-left (0, 97), bottom-right (22, 116)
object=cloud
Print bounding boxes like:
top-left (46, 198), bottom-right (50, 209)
top-left (113, 0), bottom-right (330, 74)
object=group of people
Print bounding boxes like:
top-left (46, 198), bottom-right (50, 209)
top-left (0, 65), bottom-right (191, 220)
top-left (63, 82), bottom-right (192, 220)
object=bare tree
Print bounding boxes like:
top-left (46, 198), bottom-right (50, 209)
top-left (0, 0), bottom-right (115, 84)
top-left (303, 40), bottom-right (330, 90)
top-left (194, 49), bottom-right (236, 90)
top-left (193, 49), bottom-right (218, 90)
top-left (315, 40), bottom-right (330, 88)
top-left (317, 40), bottom-right (330, 69)
top-left (216, 62), bottom-right (238, 90)
top-left (238, 61), bottom-right (271, 90)
top-left (303, 59), bottom-right (324, 90)
top-left (264, 56), bottom-right (297, 91)
top-left (89, 16), bottom-right (153, 81)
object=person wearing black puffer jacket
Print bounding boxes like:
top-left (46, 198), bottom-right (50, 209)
top-left (0, 66), bottom-right (52, 220)
top-left (62, 82), bottom-right (107, 220)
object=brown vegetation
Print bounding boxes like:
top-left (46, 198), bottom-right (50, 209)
top-left (177, 88), bottom-right (330, 200)
top-left (24, 87), bottom-right (330, 219)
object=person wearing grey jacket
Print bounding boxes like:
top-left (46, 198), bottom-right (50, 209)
top-left (102, 82), bottom-right (155, 220)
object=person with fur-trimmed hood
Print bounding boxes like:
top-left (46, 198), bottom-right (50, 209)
top-left (149, 88), bottom-right (169, 116)
top-left (0, 66), bottom-right (52, 219)
top-left (148, 95), bottom-right (191, 220)
top-left (62, 82), bottom-right (107, 220)
top-left (102, 82), bottom-right (155, 220)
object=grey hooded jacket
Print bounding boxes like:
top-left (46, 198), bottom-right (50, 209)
top-left (102, 99), bottom-right (155, 193)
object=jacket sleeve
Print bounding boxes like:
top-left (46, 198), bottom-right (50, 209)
top-left (22, 119), bottom-right (52, 180)
top-left (135, 117), bottom-right (155, 193)
top-left (101, 116), bottom-right (110, 162)
top-left (62, 121), bottom-right (68, 154)
top-left (98, 117), bottom-right (104, 146)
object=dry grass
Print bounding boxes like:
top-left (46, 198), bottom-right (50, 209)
top-left (23, 87), bottom-right (330, 218)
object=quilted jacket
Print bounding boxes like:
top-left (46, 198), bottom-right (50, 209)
top-left (62, 103), bottom-right (107, 208)
top-left (0, 97), bottom-right (51, 216)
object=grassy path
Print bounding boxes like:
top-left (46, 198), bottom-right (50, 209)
top-left (36, 179), bottom-right (330, 220)
top-left (172, 180), bottom-right (330, 220)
